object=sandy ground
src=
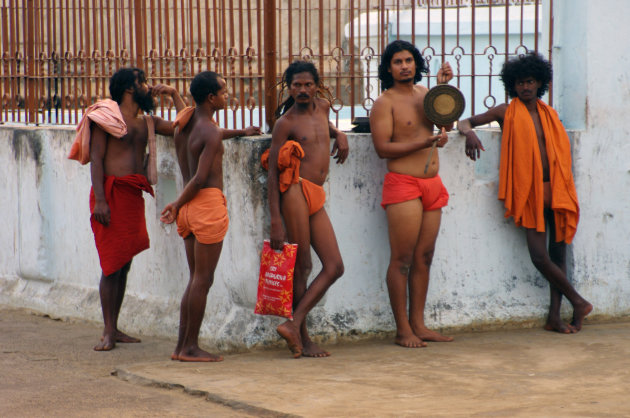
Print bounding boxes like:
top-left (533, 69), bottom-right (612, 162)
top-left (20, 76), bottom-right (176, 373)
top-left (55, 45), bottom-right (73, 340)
top-left (2, 306), bottom-right (630, 417)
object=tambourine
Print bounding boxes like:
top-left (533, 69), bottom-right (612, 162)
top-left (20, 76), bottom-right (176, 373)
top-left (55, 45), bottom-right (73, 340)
top-left (422, 84), bottom-right (466, 173)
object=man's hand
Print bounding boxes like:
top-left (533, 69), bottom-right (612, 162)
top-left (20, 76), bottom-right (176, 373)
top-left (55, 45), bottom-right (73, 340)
top-left (437, 62), bottom-right (453, 84)
top-left (93, 200), bottom-right (111, 226)
top-left (151, 84), bottom-right (178, 97)
top-left (270, 220), bottom-right (287, 251)
top-left (331, 131), bottom-right (349, 164)
top-left (464, 131), bottom-right (485, 161)
top-left (160, 202), bottom-right (179, 224)
top-left (244, 126), bottom-right (262, 136)
top-left (427, 128), bottom-right (449, 148)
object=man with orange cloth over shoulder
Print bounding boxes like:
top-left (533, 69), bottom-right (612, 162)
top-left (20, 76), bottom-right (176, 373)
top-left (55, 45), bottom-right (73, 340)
top-left (68, 67), bottom-right (185, 351)
top-left (458, 52), bottom-right (592, 334)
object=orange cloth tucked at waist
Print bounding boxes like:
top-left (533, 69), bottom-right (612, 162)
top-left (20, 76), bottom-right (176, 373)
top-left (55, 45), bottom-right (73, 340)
top-left (499, 98), bottom-right (579, 243)
top-left (300, 178), bottom-right (326, 216)
top-left (176, 188), bottom-right (229, 244)
top-left (69, 99), bottom-right (127, 165)
top-left (261, 140), bottom-right (305, 193)
top-left (90, 174), bottom-right (154, 276)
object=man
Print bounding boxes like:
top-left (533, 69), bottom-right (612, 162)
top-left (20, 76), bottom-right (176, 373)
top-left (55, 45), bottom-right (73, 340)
top-left (69, 67), bottom-right (185, 351)
top-left (264, 60), bottom-right (349, 358)
top-left (369, 40), bottom-right (454, 348)
top-left (160, 71), bottom-right (235, 362)
top-left (457, 52), bottom-right (592, 333)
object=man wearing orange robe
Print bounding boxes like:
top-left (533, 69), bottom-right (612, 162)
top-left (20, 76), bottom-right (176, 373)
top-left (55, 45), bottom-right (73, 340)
top-left (458, 53), bottom-right (592, 333)
top-left (265, 61), bottom-right (348, 358)
top-left (70, 67), bottom-right (185, 351)
top-left (161, 72), bottom-right (260, 362)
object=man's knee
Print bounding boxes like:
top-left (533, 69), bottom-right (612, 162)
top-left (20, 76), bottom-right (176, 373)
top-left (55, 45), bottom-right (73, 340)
top-left (415, 248), bottom-right (436, 269)
top-left (390, 254), bottom-right (413, 276)
top-left (296, 257), bottom-right (313, 277)
top-left (325, 259), bottom-right (344, 280)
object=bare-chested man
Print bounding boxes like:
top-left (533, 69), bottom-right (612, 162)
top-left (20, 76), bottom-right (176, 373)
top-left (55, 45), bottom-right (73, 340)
top-left (457, 52), bottom-right (592, 333)
top-left (160, 71), bottom-right (242, 362)
top-left (266, 61), bottom-right (349, 358)
top-left (369, 40), bottom-right (454, 348)
top-left (82, 67), bottom-right (185, 351)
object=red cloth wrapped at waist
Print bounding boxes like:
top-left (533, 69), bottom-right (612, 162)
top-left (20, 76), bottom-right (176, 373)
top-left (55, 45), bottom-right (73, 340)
top-left (90, 174), bottom-right (154, 276)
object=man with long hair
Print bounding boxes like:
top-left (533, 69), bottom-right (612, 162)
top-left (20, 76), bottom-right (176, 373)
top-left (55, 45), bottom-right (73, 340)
top-left (71, 67), bottom-right (185, 351)
top-left (370, 40), bottom-right (454, 348)
top-left (458, 52), bottom-right (592, 333)
top-left (264, 60), bottom-right (349, 358)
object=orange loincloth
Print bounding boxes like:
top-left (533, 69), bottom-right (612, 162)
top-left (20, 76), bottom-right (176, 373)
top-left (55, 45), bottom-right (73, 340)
top-left (261, 141), bottom-right (325, 215)
top-left (499, 98), bottom-right (579, 243)
top-left (69, 99), bottom-right (158, 184)
top-left (90, 174), bottom-right (154, 276)
top-left (380, 172), bottom-right (449, 211)
top-left (176, 188), bottom-right (229, 244)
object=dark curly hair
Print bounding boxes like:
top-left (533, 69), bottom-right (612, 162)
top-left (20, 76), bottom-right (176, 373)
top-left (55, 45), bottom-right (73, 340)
top-left (378, 40), bottom-right (428, 91)
top-left (109, 67), bottom-right (145, 104)
top-left (276, 60), bottom-right (332, 118)
top-left (190, 71), bottom-right (223, 105)
top-left (500, 52), bottom-right (552, 98)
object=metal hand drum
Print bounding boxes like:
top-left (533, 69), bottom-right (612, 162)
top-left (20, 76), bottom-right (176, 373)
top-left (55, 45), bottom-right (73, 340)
top-left (422, 84), bottom-right (466, 173)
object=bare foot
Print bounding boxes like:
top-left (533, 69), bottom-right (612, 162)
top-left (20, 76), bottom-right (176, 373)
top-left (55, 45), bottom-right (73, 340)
top-left (543, 321), bottom-right (575, 334)
top-left (395, 332), bottom-right (427, 348)
top-left (277, 321), bottom-right (303, 358)
top-left (413, 326), bottom-right (453, 342)
top-left (101, 331), bottom-right (141, 343)
top-left (302, 339), bottom-right (330, 358)
top-left (178, 347), bottom-right (223, 362)
top-left (115, 331), bottom-right (141, 343)
top-left (170, 352), bottom-right (179, 361)
top-left (570, 301), bottom-right (594, 332)
top-left (94, 334), bottom-right (115, 351)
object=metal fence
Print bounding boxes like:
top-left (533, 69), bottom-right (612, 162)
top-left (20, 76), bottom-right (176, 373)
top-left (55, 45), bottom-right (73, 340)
top-left (0, 0), bottom-right (551, 130)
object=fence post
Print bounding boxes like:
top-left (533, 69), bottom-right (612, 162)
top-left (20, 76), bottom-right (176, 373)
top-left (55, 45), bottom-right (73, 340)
top-left (134, 0), bottom-right (145, 70)
top-left (25, 0), bottom-right (36, 124)
top-left (264, 0), bottom-right (277, 131)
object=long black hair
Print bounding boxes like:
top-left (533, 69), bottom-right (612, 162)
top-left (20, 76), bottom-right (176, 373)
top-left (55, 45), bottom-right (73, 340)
top-left (378, 40), bottom-right (428, 91)
top-left (500, 52), bottom-right (552, 98)
top-left (275, 60), bottom-right (331, 118)
top-left (109, 67), bottom-right (145, 104)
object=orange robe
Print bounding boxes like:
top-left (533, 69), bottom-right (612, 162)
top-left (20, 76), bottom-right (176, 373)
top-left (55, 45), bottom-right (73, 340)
top-left (499, 98), bottom-right (579, 243)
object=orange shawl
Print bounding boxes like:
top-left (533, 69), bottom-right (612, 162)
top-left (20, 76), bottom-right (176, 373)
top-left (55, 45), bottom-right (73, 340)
top-left (260, 141), bottom-right (305, 193)
top-left (173, 106), bottom-right (195, 131)
top-left (498, 98), bottom-right (579, 243)
top-left (68, 99), bottom-right (126, 164)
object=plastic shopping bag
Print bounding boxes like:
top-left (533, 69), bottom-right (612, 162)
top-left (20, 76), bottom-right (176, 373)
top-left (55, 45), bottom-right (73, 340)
top-left (254, 240), bottom-right (297, 319)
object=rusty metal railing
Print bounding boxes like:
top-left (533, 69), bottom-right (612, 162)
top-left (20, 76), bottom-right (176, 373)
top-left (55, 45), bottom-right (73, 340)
top-left (0, 0), bottom-right (551, 130)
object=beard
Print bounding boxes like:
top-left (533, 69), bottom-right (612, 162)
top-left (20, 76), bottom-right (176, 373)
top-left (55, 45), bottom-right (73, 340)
top-left (134, 88), bottom-right (155, 114)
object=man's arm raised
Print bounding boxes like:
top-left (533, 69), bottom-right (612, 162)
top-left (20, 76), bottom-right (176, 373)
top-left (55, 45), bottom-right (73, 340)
top-left (222, 126), bottom-right (262, 140)
top-left (457, 104), bottom-right (507, 161)
top-left (267, 119), bottom-right (290, 250)
top-left (151, 84), bottom-right (186, 136)
top-left (160, 126), bottom-right (221, 224)
top-left (369, 97), bottom-right (444, 159)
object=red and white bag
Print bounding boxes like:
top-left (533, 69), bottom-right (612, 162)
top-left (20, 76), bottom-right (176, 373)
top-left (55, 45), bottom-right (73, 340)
top-left (254, 240), bottom-right (297, 319)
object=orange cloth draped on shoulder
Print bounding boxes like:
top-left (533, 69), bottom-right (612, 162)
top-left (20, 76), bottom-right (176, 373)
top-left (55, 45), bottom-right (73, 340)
top-left (498, 98), bottom-right (579, 243)
top-left (173, 106), bottom-right (195, 131)
top-left (260, 140), bottom-right (305, 193)
top-left (68, 99), bottom-right (127, 164)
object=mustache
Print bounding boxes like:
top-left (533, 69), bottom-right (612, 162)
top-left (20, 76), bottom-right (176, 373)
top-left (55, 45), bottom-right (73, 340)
top-left (297, 94), bottom-right (309, 99)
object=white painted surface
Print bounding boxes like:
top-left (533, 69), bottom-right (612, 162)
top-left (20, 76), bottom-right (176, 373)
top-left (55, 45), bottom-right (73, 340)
top-left (2, 2), bottom-right (630, 348)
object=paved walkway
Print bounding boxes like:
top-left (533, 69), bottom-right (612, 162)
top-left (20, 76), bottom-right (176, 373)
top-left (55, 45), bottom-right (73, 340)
top-left (117, 322), bottom-right (630, 417)
top-left (2, 306), bottom-right (630, 417)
